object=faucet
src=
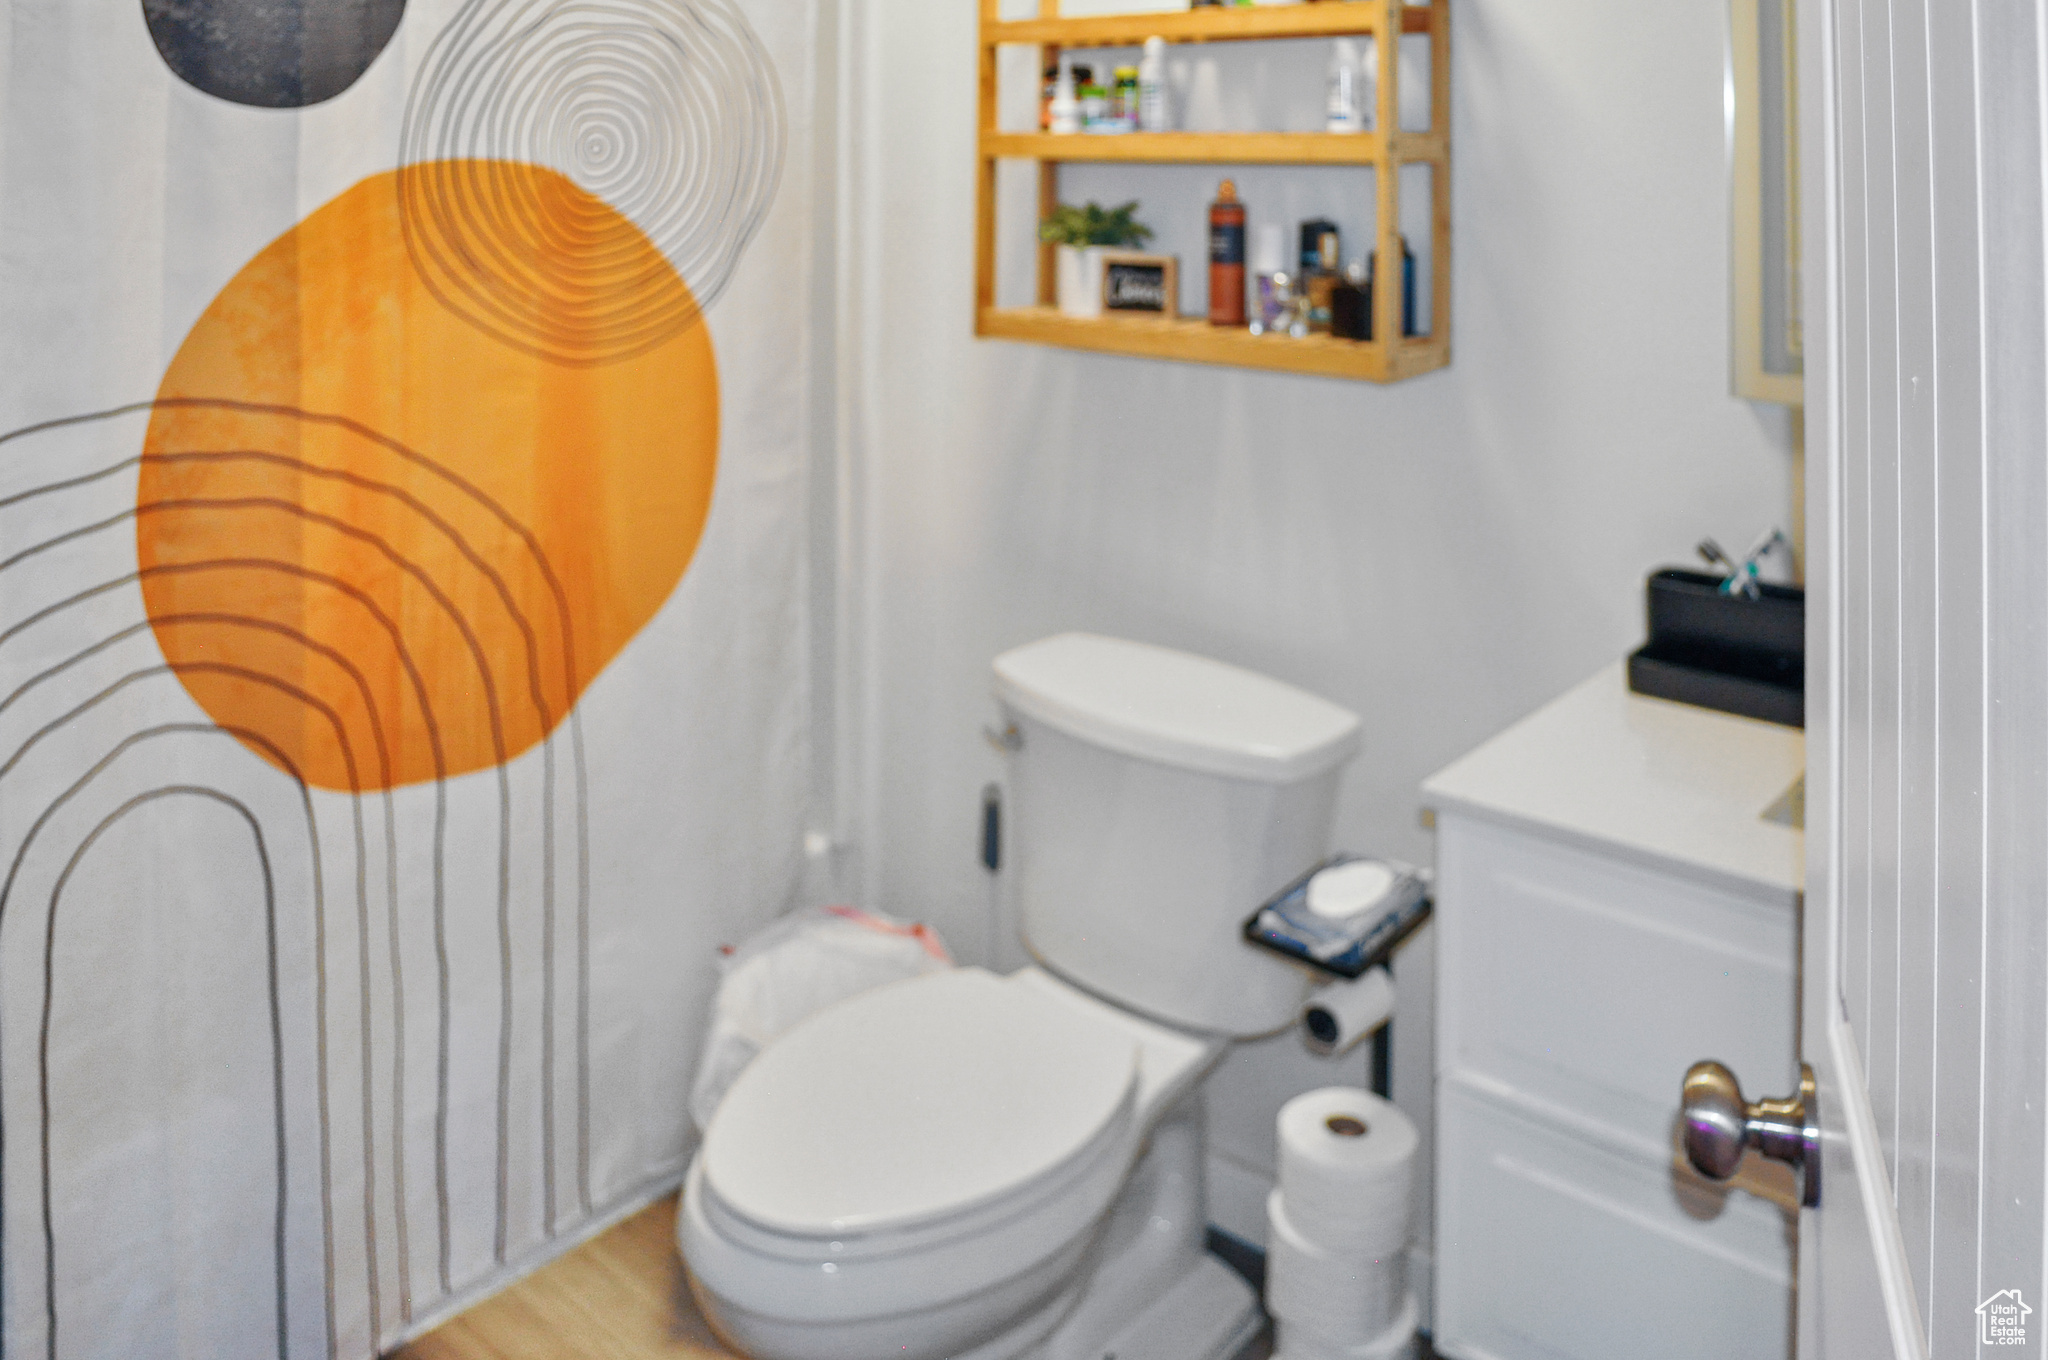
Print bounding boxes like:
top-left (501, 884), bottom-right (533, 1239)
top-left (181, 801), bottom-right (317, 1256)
top-left (1698, 529), bottom-right (1789, 600)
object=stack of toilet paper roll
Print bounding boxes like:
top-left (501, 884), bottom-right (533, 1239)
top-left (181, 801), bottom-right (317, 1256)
top-left (1266, 1087), bottom-right (1419, 1360)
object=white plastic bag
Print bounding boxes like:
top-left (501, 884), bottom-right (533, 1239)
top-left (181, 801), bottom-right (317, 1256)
top-left (689, 905), bottom-right (953, 1131)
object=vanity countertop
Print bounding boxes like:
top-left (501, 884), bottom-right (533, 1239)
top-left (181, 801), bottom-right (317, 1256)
top-left (1421, 661), bottom-right (1804, 902)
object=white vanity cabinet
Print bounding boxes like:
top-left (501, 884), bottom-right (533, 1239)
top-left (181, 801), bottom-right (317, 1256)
top-left (1422, 664), bottom-right (1803, 1360)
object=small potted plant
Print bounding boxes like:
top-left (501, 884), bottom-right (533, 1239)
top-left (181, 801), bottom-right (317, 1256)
top-left (1039, 201), bottom-right (1154, 319)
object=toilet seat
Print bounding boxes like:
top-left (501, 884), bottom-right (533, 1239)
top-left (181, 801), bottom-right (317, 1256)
top-left (681, 966), bottom-right (1223, 1359)
top-left (700, 968), bottom-right (1140, 1248)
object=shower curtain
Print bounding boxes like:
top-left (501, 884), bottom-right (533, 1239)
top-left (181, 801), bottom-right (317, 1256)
top-left (0, 1), bottom-right (817, 1355)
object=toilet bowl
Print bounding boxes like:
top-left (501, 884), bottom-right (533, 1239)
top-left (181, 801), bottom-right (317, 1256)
top-left (679, 966), bottom-right (1238, 1360)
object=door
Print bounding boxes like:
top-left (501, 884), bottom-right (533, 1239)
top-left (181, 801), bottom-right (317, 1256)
top-left (1786, 0), bottom-right (2047, 1355)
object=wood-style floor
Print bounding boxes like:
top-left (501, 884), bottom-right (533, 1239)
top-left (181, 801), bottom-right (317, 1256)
top-left (389, 1194), bottom-right (737, 1360)
top-left (388, 1192), bottom-right (1301, 1360)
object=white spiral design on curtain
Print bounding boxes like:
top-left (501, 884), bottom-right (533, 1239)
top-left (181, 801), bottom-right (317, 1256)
top-left (399, 0), bottom-right (785, 365)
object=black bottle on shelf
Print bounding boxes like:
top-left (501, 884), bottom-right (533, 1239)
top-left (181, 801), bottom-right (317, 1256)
top-left (1298, 218), bottom-right (1338, 277)
top-left (1401, 236), bottom-right (1418, 336)
top-left (1331, 260), bottom-right (1372, 340)
top-left (1333, 237), bottom-right (1422, 339)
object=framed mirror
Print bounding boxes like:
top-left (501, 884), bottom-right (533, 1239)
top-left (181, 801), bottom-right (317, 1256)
top-left (1731, 0), bottom-right (1802, 405)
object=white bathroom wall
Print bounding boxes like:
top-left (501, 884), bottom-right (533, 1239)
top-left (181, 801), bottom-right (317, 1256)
top-left (835, 0), bottom-right (1796, 1323)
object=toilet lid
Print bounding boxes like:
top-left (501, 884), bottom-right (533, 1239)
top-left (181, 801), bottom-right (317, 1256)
top-left (701, 967), bottom-right (1139, 1238)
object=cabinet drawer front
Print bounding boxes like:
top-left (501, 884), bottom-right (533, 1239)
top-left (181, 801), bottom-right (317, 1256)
top-left (1438, 815), bottom-right (1796, 1153)
top-left (1436, 1082), bottom-right (1792, 1360)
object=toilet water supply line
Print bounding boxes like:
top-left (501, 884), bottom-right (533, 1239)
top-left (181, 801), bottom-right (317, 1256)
top-left (1301, 966), bottom-right (1395, 1058)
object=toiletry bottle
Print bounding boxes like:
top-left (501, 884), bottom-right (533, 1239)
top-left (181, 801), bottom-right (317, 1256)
top-left (1331, 259), bottom-right (1372, 339)
top-left (1078, 66), bottom-right (1108, 132)
top-left (1049, 60), bottom-right (1080, 135)
top-left (1360, 36), bottom-right (1379, 130)
top-left (1138, 37), bottom-right (1168, 132)
top-left (1041, 58), bottom-right (1059, 131)
top-left (1401, 234), bottom-right (1418, 335)
top-left (1302, 229), bottom-right (1341, 333)
top-left (1250, 223), bottom-right (1289, 335)
top-left (1209, 180), bottom-right (1247, 326)
top-left (1287, 293), bottom-right (1312, 339)
top-left (1326, 38), bottom-right (1364, 133)
top-left (1299, 218), bottom-right (1338, 278)
top-left (1113, 66), bottom-right (1140, 131)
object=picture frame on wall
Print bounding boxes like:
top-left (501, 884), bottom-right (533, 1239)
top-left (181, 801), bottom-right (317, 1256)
top-left (1101, 252), bottom-right (1179, 318)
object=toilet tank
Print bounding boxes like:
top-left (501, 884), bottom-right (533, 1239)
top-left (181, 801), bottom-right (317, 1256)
top-left (992, 634), bottom-right (1362, 1037)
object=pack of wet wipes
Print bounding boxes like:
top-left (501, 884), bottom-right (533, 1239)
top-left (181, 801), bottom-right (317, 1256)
top-left (1244, 855), bottom-right (1430, 978)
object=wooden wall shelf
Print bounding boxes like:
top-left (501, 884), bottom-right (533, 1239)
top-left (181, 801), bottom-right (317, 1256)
top-left (974, 0), bottom-right (1452, 384)
top-left (986, 131), bottom-right (1382, 165)
top-left (988, 2), bottom-right (1433, 48)
top-left (981, 306), bottom-right (1449, 381)
top-left (985, 130), bottom-right (1448, 165)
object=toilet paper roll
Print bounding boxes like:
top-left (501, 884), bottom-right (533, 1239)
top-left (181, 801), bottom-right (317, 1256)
top-left (1302, 966), bottom-right (1395, 1056)
top-left (1266, 1190), bottom-right (1405, 1342)
top-left (1274, 1293), bottom-right (1420, 1360)
top-left (1276, 1088), bottom-right (1415, 1255)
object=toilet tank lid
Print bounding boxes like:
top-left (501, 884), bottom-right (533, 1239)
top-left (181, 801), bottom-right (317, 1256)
top-left (992, 633), bottom-right (1362, 783)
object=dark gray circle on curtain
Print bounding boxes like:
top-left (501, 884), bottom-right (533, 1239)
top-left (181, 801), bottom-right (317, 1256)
top-left (141, 0), bottom-right (407, 108)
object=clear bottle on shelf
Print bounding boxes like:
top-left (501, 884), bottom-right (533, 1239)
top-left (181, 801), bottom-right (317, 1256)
top-left (1138, 37), bottom-right (1169, 132)
top-left (1250, 224), bottom-right (1290, 336)
top-left (1326, 38), bottom-right (1365, 133)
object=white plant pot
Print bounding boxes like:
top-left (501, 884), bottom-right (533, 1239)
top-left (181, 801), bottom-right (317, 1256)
top-left (1055, 245), bottom-right (1107, 319)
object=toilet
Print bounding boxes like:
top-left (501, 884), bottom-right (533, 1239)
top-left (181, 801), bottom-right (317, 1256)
top-left (679, 633), bottom-right (1363, 1360)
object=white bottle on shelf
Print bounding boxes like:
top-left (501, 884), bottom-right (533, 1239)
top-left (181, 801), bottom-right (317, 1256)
top-left (1138, 37), bottom-right (1169, 132)
top-left (1049, 59), bottom-right (1080, 135)
top-left (1326, 38), bottom-right (1365, 133)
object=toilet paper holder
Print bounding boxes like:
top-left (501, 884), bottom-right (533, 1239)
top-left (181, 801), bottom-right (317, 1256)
top-left (1240, 858), bottom-right (1431, 1077)
top-left (1302, 967), bottom-right (1395, 1058)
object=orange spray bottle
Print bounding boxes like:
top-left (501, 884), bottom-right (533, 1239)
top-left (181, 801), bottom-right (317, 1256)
top-left (1208, 179), bottom-right (1247, 326)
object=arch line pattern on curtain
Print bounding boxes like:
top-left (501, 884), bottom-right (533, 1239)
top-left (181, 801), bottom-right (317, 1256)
top-left (0, 401), bottom-right (597, 1358)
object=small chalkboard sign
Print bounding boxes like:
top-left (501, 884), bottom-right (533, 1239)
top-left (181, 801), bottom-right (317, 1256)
top-left (1101, 253), bottom-right (1178, 317)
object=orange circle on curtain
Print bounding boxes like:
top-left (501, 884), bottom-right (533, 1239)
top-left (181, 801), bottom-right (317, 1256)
top-left (137, 163), bottom-right (718, 792)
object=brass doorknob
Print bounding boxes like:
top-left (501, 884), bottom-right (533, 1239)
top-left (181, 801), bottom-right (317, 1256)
top-left (1680, 1060), bottom-right (1820, 1207)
